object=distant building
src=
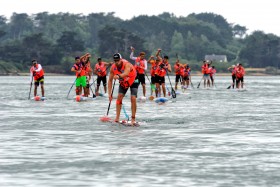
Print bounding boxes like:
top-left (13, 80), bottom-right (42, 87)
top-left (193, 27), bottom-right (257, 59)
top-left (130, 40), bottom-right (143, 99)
top-left (205, 54), bottom-right (227, 62)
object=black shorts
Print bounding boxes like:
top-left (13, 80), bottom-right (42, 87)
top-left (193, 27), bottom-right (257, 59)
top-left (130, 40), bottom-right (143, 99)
top-left (151, 76), bottom-right (156, 84)
top-left (119, 81), bottom-right (139, 96)
top-left (175, 75), bottom-right (181, 82)
top-left (155, 75), bottom-right (165, 85)
top-left (137, 74), bottom-right (145, 85)
top-left (236, 77), bottom-right (244, 84)
top-left (34, 76), bottom-right (44, 86)
top-left (183, 76), bottom-right (189, 81)
top-left (97, 76), bottom-right (107, 86)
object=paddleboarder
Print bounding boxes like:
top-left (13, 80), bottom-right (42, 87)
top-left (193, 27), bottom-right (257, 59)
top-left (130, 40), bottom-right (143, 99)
top-left (108, 53), bottom-right (139, 125)
top-left (30, 59), bottom-right (45, 99)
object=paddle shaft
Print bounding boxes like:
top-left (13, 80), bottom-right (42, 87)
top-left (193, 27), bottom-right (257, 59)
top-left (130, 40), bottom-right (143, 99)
top-left (106, 79), bottom-right (116, 116)
top-left (67, 78), bottom-right (77, 99)
top-left (166, 69), bottom-right (176, 98)
top-left (28, 77), bottom-right (33, 100)
top-left (197, 77), bottom-right (204, 88)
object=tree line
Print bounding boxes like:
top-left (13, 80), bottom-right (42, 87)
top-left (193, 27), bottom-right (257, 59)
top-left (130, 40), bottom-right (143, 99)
top-left (0, 12), bottom-right (279, 75)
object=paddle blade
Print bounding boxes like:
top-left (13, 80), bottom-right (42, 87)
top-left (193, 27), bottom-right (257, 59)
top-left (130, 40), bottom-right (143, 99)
top-left (227, 85), bottom-right (231, 89)
top-left (171, 89), bottom-right (176, 98)
top-left (100, 115), bottom-right (112, 122)
top-left (197, 83), bottom-right (200, 88)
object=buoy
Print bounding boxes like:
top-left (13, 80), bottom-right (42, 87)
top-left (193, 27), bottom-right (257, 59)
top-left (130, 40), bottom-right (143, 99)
top-left (76, 95), bottom-right (81, 102)
top-left (34, 96), bottom-right (40, 101)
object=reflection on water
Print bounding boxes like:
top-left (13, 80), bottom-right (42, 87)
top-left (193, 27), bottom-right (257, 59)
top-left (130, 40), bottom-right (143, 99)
top-left (0, 76), bottom-right (280, 186)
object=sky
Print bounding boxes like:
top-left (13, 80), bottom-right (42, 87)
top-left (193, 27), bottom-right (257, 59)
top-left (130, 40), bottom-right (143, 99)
top-left (1, 0), bottom-right (279, 36)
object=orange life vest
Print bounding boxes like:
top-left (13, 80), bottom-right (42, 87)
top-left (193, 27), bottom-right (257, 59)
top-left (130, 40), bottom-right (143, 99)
top-left (95, 62), bottom-right (107, 77)
top-left (30, 64), bottom-right (44, 80)
top-left (112, 60), bottom-right (137, 89)
top-left (73, 62), bottom-right (86, 77)
top-left (84, 62), bottom-right (91, 76)
top-left (201, 64), bottom-right (210, 74)
top-left (150, 60), bottom-right (157, 77)
top-left (236, 67), bottom-right (245, 78)
top-left (134, 57), bottom-right (145, 74)
top-left (155, 61), bottom-right (168, 77)
top-left (183, 67), bottom-right (191, 77)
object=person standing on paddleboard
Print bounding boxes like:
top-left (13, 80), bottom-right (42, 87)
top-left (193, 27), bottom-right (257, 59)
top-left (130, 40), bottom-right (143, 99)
top-left (147, 55), bottom-right (157, 98)
top-left (174, 59), bottom-right (184, 91)
top-left (108, 53), bottom-right (139, 125)
top-left (182, 64), bottom-right (191, 89)
top-left (71, 56), bottom-right (86, 96)
top-left (155, 49), bottom-right (171, 97)
top-left (201, 60), bottom-right (212, 88)
top-left (228, 65), bottom-right (237, 89)
top-left (30, 59), bottom-right (45, 98)
top-left (209, 66), bottom-right (217, 87)
top-left (130, 47), bottom-right (147, 98)
top-left (236, 64), bottom-right (245, 89)
top-left (94, 57), bottom-right (112, 96)
top-left (81, 53), bottom-right (92, 97)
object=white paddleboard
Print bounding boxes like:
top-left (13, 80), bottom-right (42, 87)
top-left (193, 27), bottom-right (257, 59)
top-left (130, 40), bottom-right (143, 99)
top-left (117, 120), bottom-right (140, 126)
top-left (74, 95), bottom-right (96, 102)
top-left (137, 96), bottom-right (147, 102)
top-left (98, 93), bottom-right (108, 97)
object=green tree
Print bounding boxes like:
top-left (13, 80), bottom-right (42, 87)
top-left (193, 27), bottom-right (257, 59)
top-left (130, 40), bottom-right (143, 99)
top-left (9, 13), bottom-right (34, 40)
top-left (56, 31), bottom-right (85, 56)
top-left (170, 30), bottom-right (185, 57)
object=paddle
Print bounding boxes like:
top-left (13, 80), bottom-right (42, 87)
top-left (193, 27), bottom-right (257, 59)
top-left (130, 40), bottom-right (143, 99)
top-left (227, 84), bottom-right (231, 89)
top-left (190, 79), bottom-right (194, 89)
top-left (166, 70), bottom-right (176, 98)
top-left (88, 84), bottom-right (96, 98)
top-left (197, 77), bottom-right (203, 88)
top-left (122, 103), bottom-right (129, 122)
top-left (67, 78), bottom-right (77, 99)
top-left (28, 77), bottom-right (33, 100)
top-left (100, 79), bottom-right (116, 122)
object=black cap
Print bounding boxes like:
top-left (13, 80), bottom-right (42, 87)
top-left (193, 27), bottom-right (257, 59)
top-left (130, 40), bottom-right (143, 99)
top-left (163, 55), bottom-right (169, 59)
top-left (113, 53), bottom-right (121, 60)
top-left (97, 57), bottom-right (102, 61)
top-left (32, 59), bottom-right (37, 64)
top-left (75, 56), bottom-right (80, 60)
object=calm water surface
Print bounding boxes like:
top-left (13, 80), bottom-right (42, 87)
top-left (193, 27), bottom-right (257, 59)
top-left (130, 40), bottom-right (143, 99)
top-left (0, 76), bottom-right (280, 187)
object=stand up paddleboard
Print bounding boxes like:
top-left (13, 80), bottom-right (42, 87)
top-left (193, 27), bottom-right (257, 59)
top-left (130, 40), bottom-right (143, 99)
top-left (117, 120), bottom-right (140, 127)
top-left (98, 93), bottom-right (108, 97)
top-left (154, 97), bottom-right (169, 103)
top-left (74, 95), bottom-right (96, 102)
top-left (137, 96), bottom-right (147, 102)
top-left (32, 96), bottom-right (46, 101)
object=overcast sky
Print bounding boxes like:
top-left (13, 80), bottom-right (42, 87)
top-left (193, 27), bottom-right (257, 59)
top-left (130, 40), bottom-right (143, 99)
top-left (1, 0), bottom-right (279, 36)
